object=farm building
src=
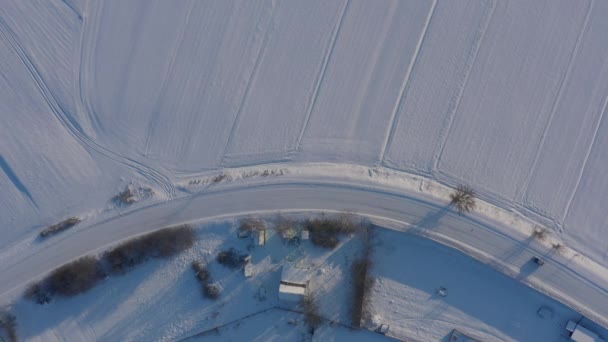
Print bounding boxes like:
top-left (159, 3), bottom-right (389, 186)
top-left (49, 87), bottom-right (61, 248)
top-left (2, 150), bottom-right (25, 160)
top-left (566, 321), bottom-right (605, 342)
top-left (278, 262), bottom-right (311, 302)
top-left (255, 229), bottom-right (266, 246)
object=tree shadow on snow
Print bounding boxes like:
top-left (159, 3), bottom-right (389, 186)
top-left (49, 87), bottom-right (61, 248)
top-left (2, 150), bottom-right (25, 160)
top-left (13, 262), bottom-right (158, 340)
top-left (410, 205), bottom-right (452, 234)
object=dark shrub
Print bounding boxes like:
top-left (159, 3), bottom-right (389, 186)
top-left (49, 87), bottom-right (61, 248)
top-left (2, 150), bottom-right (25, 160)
top-left (532, 226), bottom-right (549, 241)
top-left (147, 225), bottom-right (196, 257)
top-left (350, 259), bottom-right (372, 327)
top-left (305, 215), bottom-right (362, 249)
top-left (115, 186), bottom-right (136, 205)
top-left (192, 260), bottom-right (220, 300)
top-left (551, 242), bottom-right (566, 254)
top-left (237, 218), bottom-right (264, 238)
top-left (23, 282), bottom-right (51, 304)
top-left (301, 294), bottom-right (321, 328)
top-left (211, 173), bottom-right (230, 183)
top-left (450, 185), bottom-right (476, 214)
top-left (113, 185), bottom-right (154, 206)
top-left (351, 225), bottom-right (375, 327)
top-left (203, 283), bottom-right (222, 299)
top-left (46, 256), bottom-right (104, 297)
top-left (40, 217), bottom-right (81, 238)
top-left (191, 261), bottom-right (209, 283)
top-left (103, 239), bottom-right (147, 273)
top-left (336, 212), bottom-right (359, 234)
top-left (216, 248), bottom-right (247, 269)
top-left (25, 225), bottom-right (196, 303)
top-left (0, 309), bottom-right (18, 342)
top-left (104, 225), bottom-right (195, 274)
top-left (275, 216), bottom-right (298, 241)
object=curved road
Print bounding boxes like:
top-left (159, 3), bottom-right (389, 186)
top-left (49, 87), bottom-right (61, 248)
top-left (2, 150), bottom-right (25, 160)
top-left (1, 182), bottom-right (606, 327)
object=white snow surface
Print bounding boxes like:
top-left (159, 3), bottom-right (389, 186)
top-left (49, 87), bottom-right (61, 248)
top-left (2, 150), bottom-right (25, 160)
top-left (368, 229), bottom-right (607, 342)
top-left (2, 0), bottom-right (608, 267)
top-left (12, 219), bottom-right (607, 342)
top-left (2, 0), bottom-right (608, 335)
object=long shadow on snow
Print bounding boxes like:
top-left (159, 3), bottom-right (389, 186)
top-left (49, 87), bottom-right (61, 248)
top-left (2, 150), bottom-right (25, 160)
top-left (409, 205), bottom-right (451, 234)
top-left (13, 260), bottom-right (157, 340)
top-left (0, 154), bottom-right (37, 208)
top-left (370, 227), bottom-right (581, 342)
top-left (13, 224), bottom-right (233, 339)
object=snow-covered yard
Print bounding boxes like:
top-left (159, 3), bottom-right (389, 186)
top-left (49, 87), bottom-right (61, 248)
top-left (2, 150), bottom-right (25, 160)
top-left (8, 217), bottom-right (606, 342)
top-left (187, 309), bottom-right (391, 342)
top-left (367, 228), bottom-right (608, 342)
top-left (11, 217), bottom-right (372, 341)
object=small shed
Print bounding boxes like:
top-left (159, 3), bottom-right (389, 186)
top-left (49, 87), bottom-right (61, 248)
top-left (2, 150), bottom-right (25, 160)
top-left (566, 321), bottom-right (605, 342)
top-left (375, 324), bottom-right (389, 335)
top-left (278, 262), bottom-right (310, 302)
top-left (244, 255), bottom-right (253, 277)
top-left (255, 229), bottom-right (266, 246)
top-left (281, 226), bottom-right (298, 241)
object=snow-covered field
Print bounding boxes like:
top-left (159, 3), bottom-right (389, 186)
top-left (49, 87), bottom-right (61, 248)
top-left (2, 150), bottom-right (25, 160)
top-left (1, 0), bottom-right (607, 267)
top-left (2, 0), bottom-right (608, 339)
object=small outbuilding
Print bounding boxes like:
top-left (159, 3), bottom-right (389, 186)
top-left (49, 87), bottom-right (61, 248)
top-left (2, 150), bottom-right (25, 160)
top-left (278, 262), bottom-right (310, 302)
top-left (244, 256), bottom-right (253, 277)
top-left (566, 321), bottom-right (605, 342)
top-left (255, 229), bottom-right (266, 246)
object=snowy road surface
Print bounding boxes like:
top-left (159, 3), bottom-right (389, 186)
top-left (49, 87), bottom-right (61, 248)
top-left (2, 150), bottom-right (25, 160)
top-left (0, 182), bottom-right (606, 328)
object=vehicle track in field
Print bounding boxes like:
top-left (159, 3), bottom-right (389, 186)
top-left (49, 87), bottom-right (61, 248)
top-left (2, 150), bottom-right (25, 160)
top-left (0, 15), bottom-right (176, 199)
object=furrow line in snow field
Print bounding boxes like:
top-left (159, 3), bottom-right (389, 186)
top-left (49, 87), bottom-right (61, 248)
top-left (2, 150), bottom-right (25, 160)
top-left (431, 0), bottom-right (497, 172)
top-left (379, 0), bottom-right (438, 163)
top-left (294, 0), bottom-right (350, 152)
top-left (143, 0), bottom-right (196, 157)
top-left (562, 90), bottom-right (608, 222)
top-left (76, 0), bottom-right (103, 136)
top-left (60, 0), bottom-right (82, 21)
top-left (0, 18), bottom-right (176, 198)
top-left (518, 0), bottom-right (595, 203)
top-left (220, 3), bottom-right (277, 163)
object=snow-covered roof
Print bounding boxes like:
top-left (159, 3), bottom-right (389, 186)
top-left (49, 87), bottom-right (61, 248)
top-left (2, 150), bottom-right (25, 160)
top-left (571, 326), bottom-right (604, 342)
top-left (280, 263), bottom-right (310, 285)
top-left (278, 283), bottom-right (306, 302)
top-left (278, 263), bottom-right (311, 302)
top-left (567, 321), bottom-right (605, 342)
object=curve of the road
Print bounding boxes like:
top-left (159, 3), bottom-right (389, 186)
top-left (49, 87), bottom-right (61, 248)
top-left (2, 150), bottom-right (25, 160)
top-left (1, 181), bottom-right (607, 328)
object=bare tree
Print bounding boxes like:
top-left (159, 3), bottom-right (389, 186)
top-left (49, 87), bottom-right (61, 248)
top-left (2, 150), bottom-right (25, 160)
top-left (450, 185), bottom-right (476, 214)
top-left (532, 226), bottom-right (549, 241)
top-left (0, 309), bottom-right (18, 342)
top-left (301, 294), bottom-right (321, 329)
top-left (275, 215), bottom-right (297, 240)
top-left (551, 242), bottom-right (566, 254)
top-left (238, 217), bottom-right (265, 238)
